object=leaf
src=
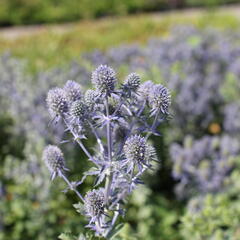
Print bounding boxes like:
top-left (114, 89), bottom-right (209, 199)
top-left (77, 234), bottom-right (87, 240)
top-left (106, 223), bottom-right (124, 239)
top-left (58, 232), bottom-right (76, 240)
top-left (73, 202), bottom-right (85, 214)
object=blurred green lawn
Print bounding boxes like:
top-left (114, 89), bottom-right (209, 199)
top-left (0, 7), bottom-right (239, 73)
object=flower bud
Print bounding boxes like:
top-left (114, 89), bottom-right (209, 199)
top-left (69, 100), bottom-right (87, 120)
top-left (46, 88), bottom-right (68, 117)
top-left (124, 135), bottom-right (146, 164)
top-left (64, 80), bottom-right (82, 103)
top-left (149, 84), bottom-right (171, 114)
top-left (42, 145), bottom-right (67, 180)
top-left (124, 73), bottom-right (140, 91)
top-left (84, 89), bottom-right (99, 111)
top-left (84, 189), bottom-right (105, 218)
top-left (91, 65), bottom-right (116, 95)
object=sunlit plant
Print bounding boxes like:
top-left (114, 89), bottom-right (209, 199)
top-left (42, 65), bottom-right (171, 238)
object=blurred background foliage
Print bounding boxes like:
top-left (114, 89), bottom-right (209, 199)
top-left (1, 1), bottom-right (240, 240)
top-left (0, 0), bottom-right (239, 26)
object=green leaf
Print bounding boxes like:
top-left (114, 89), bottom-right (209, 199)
top-left (106, 223), bottom-right (124, 239)
top-left (73, 202), bottom-right (85, 214)
top-left (58, 232), bottom-right (76, 240)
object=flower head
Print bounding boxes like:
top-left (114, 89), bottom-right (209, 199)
top-left (64, 80), bottom-right (82, 103)
top-left (84, 189), bottom-right (105, 220)
top-left (69, 100), bottom-right (87, 121)
top-left (124, 73), bottom-right (140, 91)
top-left (46, 88), bottom-right (68, 117)
top-left (149, 84), bottom-right (171, 115)
top-left (123, 135), bottom-right (149, 170)
top-left (84, 89), bottom-right (99, 111)
top-left (123, 135), bottom-right (156, 172)
top-left (42, 145), bottom-right (67, 180)
top-left (91, 65), bottom-right (116, 95)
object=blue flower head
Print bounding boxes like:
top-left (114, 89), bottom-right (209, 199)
top-left (91, 65), bottom-right (116, 96)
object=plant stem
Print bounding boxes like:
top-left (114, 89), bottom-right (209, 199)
top-left (117, 101), bottom-right (146, 155)
top-left (87, 120), bottom-right (104, 154)
top-left (105, 204), bottom-right (120, 238)
top-left (63, 118), bottom-right (94, 161)
top-left (61, 173), bottom-right (84, 202)
top-left (145, 108), bottom-right (160, 140)
top-left (104, 97), bottom-right (113, 204)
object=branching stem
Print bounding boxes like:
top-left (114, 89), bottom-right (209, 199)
top-left (63, 118), bottom-right (94, 161)
top-left (61, 173), bottom-right (84, 202)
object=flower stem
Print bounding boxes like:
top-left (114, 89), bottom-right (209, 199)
top-left (63, 118), bottom-right (94, 161)
top-left (87, 120), bottom-right (104, 154)
top-left (61, 173), bottom-right (84, 202)
top-left (104, 97), bottom-right (113, 205)
top-left (145, 108), bottom-right (160, 140)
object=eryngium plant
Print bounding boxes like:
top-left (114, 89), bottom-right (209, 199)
top-left (42, 65), bottom-right (171, 238)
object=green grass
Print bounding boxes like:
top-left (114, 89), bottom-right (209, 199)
top-left (0, 8), bottom-right (240, 73)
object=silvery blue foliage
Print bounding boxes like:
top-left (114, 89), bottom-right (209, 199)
top-left (43, 65), bottom-right (170, 237)
top-left (170, 135), bottom-right (240, 198)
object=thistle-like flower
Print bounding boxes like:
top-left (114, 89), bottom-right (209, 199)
top-left (84, 189), bottom-right (105, 222)
top-left (69, 100), bottom-right (87, 122)
top-left (123, 135), bottom-right (154, 170)
top-left (64, 80), bottom-right (82, 103)
top-left (124, 73), bottom-right (140, 91)
top-left (42, 145), bottom-right (67, 180)
top-left (43, 66), bottom-right (167, 237)
top-left (91, 65), bottom-right (116, 95)
top-left (149, 84), bottom-right (171, 115)
top-left (84, 89), bottom-right (99, 111)
top-left (46, 88), bottom-right (69, 117)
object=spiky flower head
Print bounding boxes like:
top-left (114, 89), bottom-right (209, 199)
top-left (124, 135), bottom-right (147, 165)
top-left (123, 135), bottom-right (156, 171)
top-left (69, 100), bottom-right (87, 121)
top-left (137, 80), bottom-right (154, 102)
top-left (46, 87), bottom-right (68, 117)
top-left (84, 89), bottom-right (99, 111)
top-left (84, 189), bottom-right (105, 220)
top-left (124, 73), bottom-right (140, 91)
top-left (42, 145), bottom-right (67, 180)
top-left (91, 65), bottom-right (116, 95)
top-left (149, 84), bottom-right (171, 115)
top-left (64, 80), bottom-right (82, 102)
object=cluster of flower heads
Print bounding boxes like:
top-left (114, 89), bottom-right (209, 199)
top-left (42, 65), bottom-right (171, 237)
top-left (170, 135), bottom-right (240, 198)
